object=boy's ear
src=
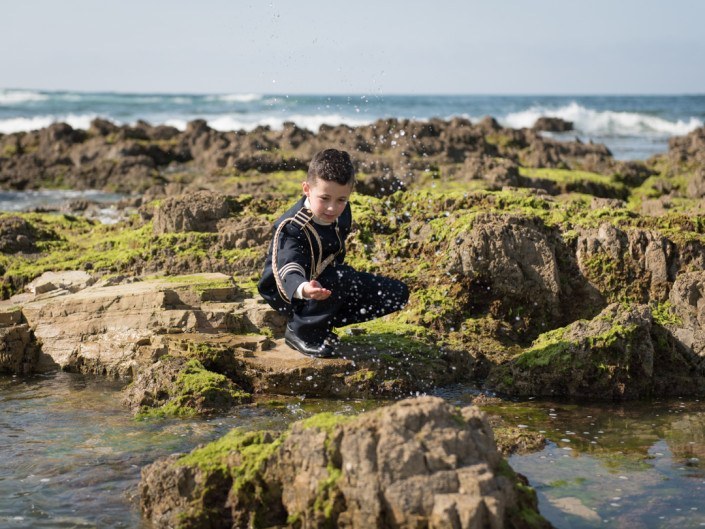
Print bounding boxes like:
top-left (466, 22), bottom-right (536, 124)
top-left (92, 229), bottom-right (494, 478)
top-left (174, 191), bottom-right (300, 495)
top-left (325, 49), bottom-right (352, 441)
top-left (302, 181), bottom-right (310, 196)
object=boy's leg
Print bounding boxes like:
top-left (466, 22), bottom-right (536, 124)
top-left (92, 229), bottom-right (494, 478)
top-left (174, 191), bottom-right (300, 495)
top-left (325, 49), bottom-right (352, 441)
top-left (288, 265), bottom-right (408, 343)
top-left (288, 265), bottom-right (348, 345)
top-left (329, 265), bottom-right (409, 327)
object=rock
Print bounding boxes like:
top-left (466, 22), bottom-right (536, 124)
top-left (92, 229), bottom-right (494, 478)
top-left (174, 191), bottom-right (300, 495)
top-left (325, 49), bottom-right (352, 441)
top-left (446, 213), bottom-right (599, 336)
top-left (355, 173), bottom-right (406, 197)
top-left (532, 117), bottom-right (574, 132)
top-left (686, 167), bottom-right (705, 199)
top-left (152, 190), bottom-right (233, 234)
top-left (139, 396), bottom-right (553, 529)
top-left (1, 273), bottom-right (261, 376)
top-left (26, 270), bottom-right (96, 295)
top-left (462, 155), bottom-right (520, 189)
top-left (3, 270), bottom-right (464, 400)
top-left (576, 223), bottom-right (678, 303)
top-left (0, 310), bottom-right (41, 374)
top-left (0, 216), bottom-right (40, 253)
top-left (668, 271), bottom-right (705, 362)
top-left (490, 303), bottom-right (705, 399)
top-left (123, 356), bottom-right (251, 418)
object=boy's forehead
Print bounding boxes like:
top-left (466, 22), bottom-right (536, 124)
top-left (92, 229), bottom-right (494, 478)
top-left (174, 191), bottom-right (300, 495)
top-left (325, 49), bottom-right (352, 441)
top-left (310, 179), bottom-right (353, 195)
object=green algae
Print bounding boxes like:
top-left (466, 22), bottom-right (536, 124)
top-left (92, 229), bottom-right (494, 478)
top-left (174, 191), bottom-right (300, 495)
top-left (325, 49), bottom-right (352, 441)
top-left (514, 326), bottom-right (571, 369)
top-left (498, 459), bottom-right (553, 529)
top-left (298, 412), bottom-right (354, 433)
top-left (174, 428), bottom-right (286, 528)
top-left (179, 428), bottom-right (284, 489)
top-left (0, 208), bottom-right (266, 298)
top-left (154, 273), bottom-right (237, 294)
top-left (651, 301), bottom-right (683, 327)
top-left (514, 320), bottom-right (638, 372)
top-left (137, 359), bottom-right (250, 420)
top-left (340, 317), bottom-right (439, 357)
top-left (519, 167), bottom-right (628, 199)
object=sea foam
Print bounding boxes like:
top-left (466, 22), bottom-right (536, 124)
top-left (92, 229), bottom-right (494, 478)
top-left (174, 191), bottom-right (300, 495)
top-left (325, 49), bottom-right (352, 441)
top-left (502, 102), bottom-right (703, 137)
top-left (165, 113), bottom-right (371, 132)
top-left (0, 114), bottom-right (98, 134)
top-left (210, 93), bottom-right (263, 103)
top-left (0, 89), bottom-right (48, 105)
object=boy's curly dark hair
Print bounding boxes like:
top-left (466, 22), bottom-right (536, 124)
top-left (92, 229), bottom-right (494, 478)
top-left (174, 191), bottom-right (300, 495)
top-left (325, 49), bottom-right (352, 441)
top-left (307, 149), bottom-right (355, 186)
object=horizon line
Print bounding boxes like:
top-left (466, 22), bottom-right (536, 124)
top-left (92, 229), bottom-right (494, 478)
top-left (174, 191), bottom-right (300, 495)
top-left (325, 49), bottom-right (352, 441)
top-left (2, 87), bottom-right (705, 98)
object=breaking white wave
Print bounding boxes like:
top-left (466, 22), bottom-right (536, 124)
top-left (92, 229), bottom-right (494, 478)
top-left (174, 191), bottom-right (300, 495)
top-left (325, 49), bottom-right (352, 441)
top-left (0, 114), bottom-right (99, 134)
top-left (165, 113), bottom-right (371, 132)
top-left (209, 93), bottom-right (263, 103)
top-left (502, 102), bottom-right (703, 137)
top-left (0, 89), bottom-right (48, 105)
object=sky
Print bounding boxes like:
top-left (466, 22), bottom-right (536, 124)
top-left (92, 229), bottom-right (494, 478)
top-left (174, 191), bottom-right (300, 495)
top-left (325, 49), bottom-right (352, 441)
top-left (1, 0), bottom-right (704, 95)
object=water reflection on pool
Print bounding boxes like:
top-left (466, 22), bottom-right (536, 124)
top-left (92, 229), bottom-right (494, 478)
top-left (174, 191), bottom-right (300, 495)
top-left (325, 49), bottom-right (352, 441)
top-left (2, 372), bottom-right (704, 528)
top-left (437, 385), bottom-right (705, 528)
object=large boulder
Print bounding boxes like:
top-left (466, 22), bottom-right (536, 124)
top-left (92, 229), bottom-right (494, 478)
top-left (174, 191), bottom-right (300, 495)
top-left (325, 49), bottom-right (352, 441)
top-left (3, 273), bottom-right (260, 376)
top-left (446, 213), bottom-right (599, 336)
top-left (490, 303), bottom-right (705, 399)
top-left (139, 396), bottom-right (553, 529)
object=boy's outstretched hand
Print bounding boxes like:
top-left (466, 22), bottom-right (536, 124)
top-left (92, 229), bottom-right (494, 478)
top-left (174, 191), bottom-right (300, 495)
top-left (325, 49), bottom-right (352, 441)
top-left (303, 280), bottom-right (332, 300)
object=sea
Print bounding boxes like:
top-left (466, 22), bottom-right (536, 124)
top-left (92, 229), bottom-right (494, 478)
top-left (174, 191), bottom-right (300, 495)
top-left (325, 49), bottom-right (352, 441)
top-left (1, 88), bottom-right (704, 162)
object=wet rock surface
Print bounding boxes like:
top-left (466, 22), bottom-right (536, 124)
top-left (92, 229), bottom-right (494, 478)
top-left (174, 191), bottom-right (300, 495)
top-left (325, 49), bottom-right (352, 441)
top-left (139, 396), bottom-right (553, 529)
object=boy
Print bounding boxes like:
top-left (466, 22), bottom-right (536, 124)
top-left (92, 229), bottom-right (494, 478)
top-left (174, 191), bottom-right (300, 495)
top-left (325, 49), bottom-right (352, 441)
top-left (258, 148), bottom-right (409, 357)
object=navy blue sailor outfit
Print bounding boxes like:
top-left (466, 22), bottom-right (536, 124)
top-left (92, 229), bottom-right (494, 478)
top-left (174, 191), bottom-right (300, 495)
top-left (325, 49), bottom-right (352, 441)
top-left (258, 196), bottom-right (409, 345)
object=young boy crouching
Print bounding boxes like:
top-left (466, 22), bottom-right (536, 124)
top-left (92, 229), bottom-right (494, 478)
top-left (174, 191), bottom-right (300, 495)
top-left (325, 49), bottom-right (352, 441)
top-left (258, 148), bottom-right (409, 357)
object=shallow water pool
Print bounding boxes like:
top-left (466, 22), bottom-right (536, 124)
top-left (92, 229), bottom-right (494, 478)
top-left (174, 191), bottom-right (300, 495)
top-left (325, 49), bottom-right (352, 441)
top-left (1, 372), bottom-right (704, 528)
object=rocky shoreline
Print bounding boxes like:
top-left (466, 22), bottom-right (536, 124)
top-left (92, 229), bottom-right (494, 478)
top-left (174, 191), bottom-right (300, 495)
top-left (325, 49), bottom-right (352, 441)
top-left (2, 116), bottom-right (705, 527)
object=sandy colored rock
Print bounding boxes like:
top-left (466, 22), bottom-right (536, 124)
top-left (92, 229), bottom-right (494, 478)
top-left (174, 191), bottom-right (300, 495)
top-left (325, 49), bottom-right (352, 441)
top-left (1, 273), bottom-right (272, 376)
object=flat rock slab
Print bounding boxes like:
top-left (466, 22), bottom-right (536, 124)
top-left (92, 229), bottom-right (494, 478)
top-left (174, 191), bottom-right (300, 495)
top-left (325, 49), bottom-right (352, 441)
top-left (0, 273), bottom-right (279, 376)
top-left (162, 332), bottom-right (461, 399)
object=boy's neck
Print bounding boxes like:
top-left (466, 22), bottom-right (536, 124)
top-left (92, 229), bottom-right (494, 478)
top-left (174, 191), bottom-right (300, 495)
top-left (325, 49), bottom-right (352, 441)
top-left (304, 197), bottom-right (334, 226)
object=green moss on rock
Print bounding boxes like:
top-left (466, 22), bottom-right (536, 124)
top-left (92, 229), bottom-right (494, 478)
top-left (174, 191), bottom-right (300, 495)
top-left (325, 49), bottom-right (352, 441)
top-left (137, 359), bottom-right (251, 420)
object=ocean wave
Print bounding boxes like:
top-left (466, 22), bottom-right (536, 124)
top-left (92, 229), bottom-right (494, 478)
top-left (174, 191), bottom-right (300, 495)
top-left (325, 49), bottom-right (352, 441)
top-left (0, 114), bottom-right (99, 134)
top-left (502, 102), bottom-right (703, 137)
top-left (209, 93), bottom-right (263, 103)
top-left (164, 113), bottom-right (371, 132)
top-left (0, 89), bottom-right (49, 105)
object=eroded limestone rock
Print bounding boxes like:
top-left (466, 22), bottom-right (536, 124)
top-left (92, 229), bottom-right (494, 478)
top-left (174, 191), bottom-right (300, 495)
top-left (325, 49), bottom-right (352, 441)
top-left (139, 396), bottom-right (553, 529)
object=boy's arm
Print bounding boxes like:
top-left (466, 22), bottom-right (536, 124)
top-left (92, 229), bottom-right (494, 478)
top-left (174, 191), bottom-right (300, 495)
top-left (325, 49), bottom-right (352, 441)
top-left (275, 225), bottom-right (312, 301)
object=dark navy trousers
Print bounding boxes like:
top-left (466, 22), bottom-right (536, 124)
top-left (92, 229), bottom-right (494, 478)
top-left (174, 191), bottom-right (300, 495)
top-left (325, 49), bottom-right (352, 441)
top-left (289, 264), bottom-right (409, 344)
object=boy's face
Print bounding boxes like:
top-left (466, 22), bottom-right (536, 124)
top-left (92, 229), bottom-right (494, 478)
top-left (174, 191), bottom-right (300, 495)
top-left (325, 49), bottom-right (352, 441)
top-left (303, 178), bottom-right (353, 223)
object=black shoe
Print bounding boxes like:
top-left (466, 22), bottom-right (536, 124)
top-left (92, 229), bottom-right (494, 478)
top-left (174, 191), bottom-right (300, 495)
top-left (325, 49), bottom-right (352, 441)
top-left (285, 326), bottom-right (335, 358)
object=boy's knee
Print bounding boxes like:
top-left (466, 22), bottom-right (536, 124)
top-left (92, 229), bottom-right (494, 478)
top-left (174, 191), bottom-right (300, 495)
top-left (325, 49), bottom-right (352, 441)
top-left (398, 280), bottom-right (409, 307)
